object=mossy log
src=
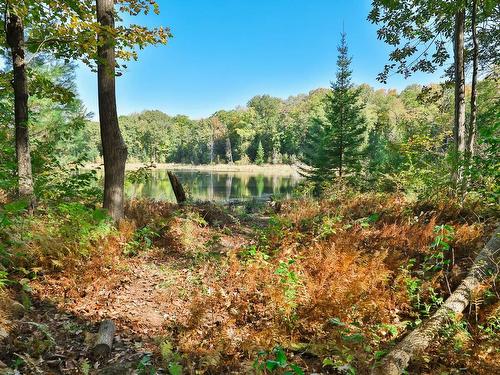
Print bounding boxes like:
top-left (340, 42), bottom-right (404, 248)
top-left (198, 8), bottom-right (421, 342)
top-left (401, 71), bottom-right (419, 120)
top-left (92, 319), bottom-right (116, 359)
top-left (167, 171), bottom-right (186, 204)
top-left (372, 226), bottom-right (500, 375)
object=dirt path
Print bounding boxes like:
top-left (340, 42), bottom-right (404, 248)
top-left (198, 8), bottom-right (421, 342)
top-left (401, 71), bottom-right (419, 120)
top-left (3, 207), bottom-right (265, 374)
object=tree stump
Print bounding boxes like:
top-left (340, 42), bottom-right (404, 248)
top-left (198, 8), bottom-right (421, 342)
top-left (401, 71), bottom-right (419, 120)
top-left (167, 171), bottom-right (186, 204)
top-left (92, 319), bottom-right (116, 360)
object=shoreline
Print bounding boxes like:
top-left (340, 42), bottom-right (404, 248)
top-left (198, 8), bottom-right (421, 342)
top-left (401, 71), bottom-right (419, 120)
top-left (85, 162), bottom-right (301, 176)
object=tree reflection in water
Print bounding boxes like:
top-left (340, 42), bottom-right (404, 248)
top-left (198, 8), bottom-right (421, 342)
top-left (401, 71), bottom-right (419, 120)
top-left (125, 169), bottom-right (302, 202)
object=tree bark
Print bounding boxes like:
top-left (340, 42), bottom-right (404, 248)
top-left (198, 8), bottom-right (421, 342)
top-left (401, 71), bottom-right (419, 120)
top-left (468, 0), bottom-right (479, 158)
top-left (96, 0), bottom-right (128, 222)
top-left (225, 137), bottom-right (233, 164)
top-left (167, 171), bottom-right (186, 204)
top-left (92, 319), bottom-right (116, 359)
top-left (6, 11), bottom-right (35, 211)
top-left (209, 123), bottom-right (215, 164)
top-left (372, 226), bottom-right (500, 375)
top-left (452, 9), bottom-right (467, 188)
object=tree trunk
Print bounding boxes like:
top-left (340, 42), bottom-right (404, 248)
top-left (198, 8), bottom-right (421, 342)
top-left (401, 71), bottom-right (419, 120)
top-left (6, 11), bottom-right (35, 211)
top-left (167, 171), bottom-right (186, 204)
top-left (209, 124), bottom-right (215, 164)
top-left (468, 0), bottom-right (479, 158)
top-left (96, 0), bottom-right (128, 222)
top-left (92, 319), bottom-right (116, 359)
top-left (372, 226), bottom-right (500, 375)
top-left (225, 137), bottom-right (233, 164)
top-left (272, 146), bottom-right (279, 165)
top-left (452, 9), bottom-right (466, 188)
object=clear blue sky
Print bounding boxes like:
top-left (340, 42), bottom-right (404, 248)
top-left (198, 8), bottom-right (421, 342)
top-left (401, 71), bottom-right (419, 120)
top-left (76, 0), bottom-right (445, 119)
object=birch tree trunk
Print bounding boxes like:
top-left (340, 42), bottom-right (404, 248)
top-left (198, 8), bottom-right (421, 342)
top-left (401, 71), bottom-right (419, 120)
top-left (372, 227), bottom-right (500, 375)
top-left (468, 0), bottom-right (479, 158)
top-left (6, 11), bottom-right (35, 211)
top-left (96, 0), bottom-right (128, 222)
top-left (225, 137), bottom-right (233, 164)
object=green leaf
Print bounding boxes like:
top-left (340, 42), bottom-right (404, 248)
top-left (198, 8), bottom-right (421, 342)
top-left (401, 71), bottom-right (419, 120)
top-left (274, 347), bottom-right (287, 367)
top-left (322, 357), bottom-right (335, 367)
top-left (342, 333), bottom-right (364, 343)
top-left (290, 364), bottom-right (305, 375)
top-left (383, 324), bottom-right (398, 337)
top-left (266, 360), bottom-right (280, 371)
top-left (3, 199), bottom-right (28, 214)
top-left (374, 350), bottom-right (387, 361)
top-left (168, 362), bottom-right (183, 375)
top-left (64, 0), bottom-right (85, 18)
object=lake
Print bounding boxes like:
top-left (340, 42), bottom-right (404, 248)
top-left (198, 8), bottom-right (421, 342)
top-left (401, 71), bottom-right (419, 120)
top-left (125, 169), bottom-right (303, 202)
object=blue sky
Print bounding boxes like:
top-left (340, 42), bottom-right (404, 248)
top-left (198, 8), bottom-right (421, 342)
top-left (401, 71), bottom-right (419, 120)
top-left (76, 0), bottom-right (446, 119)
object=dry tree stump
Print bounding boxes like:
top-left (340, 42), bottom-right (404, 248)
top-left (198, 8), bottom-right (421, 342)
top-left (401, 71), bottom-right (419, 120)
top-left (92, 319), bottom-right (116, 359)
top-left (167, 171), bottom-right (186, 204)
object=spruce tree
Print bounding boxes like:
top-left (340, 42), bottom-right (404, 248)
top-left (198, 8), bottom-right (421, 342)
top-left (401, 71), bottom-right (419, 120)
top-left (300, 118), bottom-right (333, 189)
top-left (255, 140), bottom-right (265, 165)
top-left (327, 32), bottom-right (366, 178)
top-left (301, 32), bottom-right (366, 191)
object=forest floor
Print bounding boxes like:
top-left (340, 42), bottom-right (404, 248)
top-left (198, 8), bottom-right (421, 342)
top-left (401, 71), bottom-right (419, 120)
top-left (0, 195), bottom-right (498, 374)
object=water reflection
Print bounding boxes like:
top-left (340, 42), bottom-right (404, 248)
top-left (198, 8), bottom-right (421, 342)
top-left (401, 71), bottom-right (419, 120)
top-left (125, 169), bottom-right (302, 202)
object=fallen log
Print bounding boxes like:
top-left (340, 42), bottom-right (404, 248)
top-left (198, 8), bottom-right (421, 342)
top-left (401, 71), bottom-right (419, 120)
top-left (372, 226), bottom-right (499, 375)
top-left (167, 171), bottom-right (186, 204)
top-left (92, 319), bottom-right (116, 359)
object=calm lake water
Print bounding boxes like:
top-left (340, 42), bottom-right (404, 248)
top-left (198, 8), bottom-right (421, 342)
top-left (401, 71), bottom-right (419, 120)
top-left (125, 169), bottom-right (303, 202)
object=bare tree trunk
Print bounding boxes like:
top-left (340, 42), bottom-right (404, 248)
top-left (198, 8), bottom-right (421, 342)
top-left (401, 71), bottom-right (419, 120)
top-left (372, 226), bottom-right (500, 375)
top-left (468, 0), bottom-right (479, 158)
top-left (225, 137), bottom-right (233, 164)
top-left (452, 9), bottom-right (466, 189)
top-left (96, 0), bottom-right (128, 222)
top-left (209, 139), bottom-right (214, 164)
top-left (209, 123), bottom-right (215, 164)
top-left (6, 11), bottom-right (35, 211)
top-left (167, 171), bottom-right (186, 204)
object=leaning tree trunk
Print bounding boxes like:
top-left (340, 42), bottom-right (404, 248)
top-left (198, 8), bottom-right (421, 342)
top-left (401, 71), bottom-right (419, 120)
top-left (167, 171), bottom-right (186, 204)
top-left (452, 8), bottom-right (466, 190)
top-left (372, 226), bottom-right (500, 375)
top-left (96, 0), bottom-right (128, 222)
top-left (6, 11), bottom-right (35, 211)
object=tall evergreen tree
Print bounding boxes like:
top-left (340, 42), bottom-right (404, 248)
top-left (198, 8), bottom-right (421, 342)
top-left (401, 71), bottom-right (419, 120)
top-left (300, 118), bottom-right (333, 190)
top-left (255, 140), bottom-right (265, 165)
top-left (301, 32), bottom-right (366, 190)
top-left (327, 32), bottom-right (366, 178)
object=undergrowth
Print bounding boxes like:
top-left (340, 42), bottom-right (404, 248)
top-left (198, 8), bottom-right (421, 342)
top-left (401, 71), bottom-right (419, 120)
top-left (0, 193), bottom-right (497, 374)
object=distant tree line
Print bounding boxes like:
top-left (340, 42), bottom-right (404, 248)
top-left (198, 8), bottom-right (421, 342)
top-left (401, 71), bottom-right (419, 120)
top-left (78, 78), bottom-right (487, 168)
top-left (74, 74), bottom-right (495, 185)
top-left (2, 56), bottom-right (496, 203)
